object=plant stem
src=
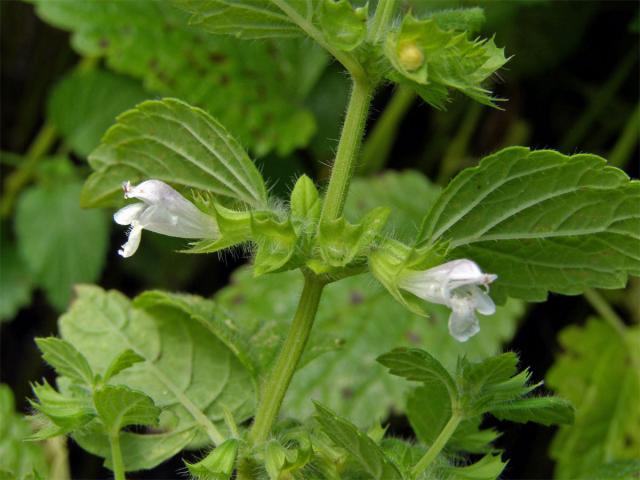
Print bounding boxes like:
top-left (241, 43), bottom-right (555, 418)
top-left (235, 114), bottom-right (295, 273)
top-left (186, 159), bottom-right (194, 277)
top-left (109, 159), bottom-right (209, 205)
top-left (109, 432), bottom-right (126, 480)
top-left (359, 85), bottom-right (416, 175)
top-left (411, 410), bottom-right (462, 478)
top-left (320, 79), bottom-right (374, 222)
top-left (248, 274), bottom-right (325, 444)
top-left (1, 122), bottom-right (57, 217)
top-left (609, 103), bottom-right (639, 168)
top-left (368, 0), bottom-right (398, 44)
top-left (583, 288), bottom-right (626, 338)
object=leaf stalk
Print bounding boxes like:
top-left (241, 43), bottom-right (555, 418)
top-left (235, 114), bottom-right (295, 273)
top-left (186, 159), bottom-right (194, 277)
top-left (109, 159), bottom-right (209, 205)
top-left (411, 409), bottom-right (462, 478)
top-left (109, 431), bottom-right (126, 480)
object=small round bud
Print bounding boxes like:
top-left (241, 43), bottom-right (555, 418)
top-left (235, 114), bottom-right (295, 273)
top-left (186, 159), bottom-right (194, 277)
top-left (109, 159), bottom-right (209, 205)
top-left (398, 42), bottom-right (424, 71)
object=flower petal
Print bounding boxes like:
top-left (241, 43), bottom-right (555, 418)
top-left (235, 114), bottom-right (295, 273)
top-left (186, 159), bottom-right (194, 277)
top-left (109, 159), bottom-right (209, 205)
top-left (472, 286), bottom-right (496, 315)
top-left (448, 302), bottom-right (480, 342)
top-left (118, 225), bottom-right (143, 258)
top-left (113, 203), bottom-right (146, 226)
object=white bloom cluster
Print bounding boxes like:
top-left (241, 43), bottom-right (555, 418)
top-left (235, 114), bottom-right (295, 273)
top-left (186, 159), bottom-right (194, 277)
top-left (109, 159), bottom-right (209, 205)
top-left (398, 259), bottom-right (497, 342)
top-left (113, 180), bottom-right (218, 257)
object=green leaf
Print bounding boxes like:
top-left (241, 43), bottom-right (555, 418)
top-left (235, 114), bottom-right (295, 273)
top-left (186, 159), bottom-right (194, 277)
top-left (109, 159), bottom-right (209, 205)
top-left (185, 438), bottom-right (239, 480)
top-left (377, 347), bottom-right (457, 398)
top-left (442, 453), bottom-right (506, 480)
top-left (251, 212), bottom-right (300, 276)
top-left (385, 14), bottom-right (508, 108)
top-left (406, 382), bottom-right (451, 445)
top-left (419, 147), bottom-right (640, 302)
top-left (426, 7), bottom-right (486, 34)
top-left (58, 285), bottom-right (256, 452)
top-left (31, 0), bottom-right (326, 155)
top-left (102, 350), bottom-right (145, 384)
top-left (15, 180), bottom-right (109, 310)
top-left (588, 460), bottom-right (640, 480)
top-left (73, 422), bottom-right (198, 472)
top-left (35, 337), bottom-right (94, 386)
top-left (319, 0), bottom-right (367, 51)
top-left (82, 98), bottom-right (268, 208)
top-left (0, 385), bottom-right (48, 479)
top-left (29, 381), bottom-right (93, 435)
top-left (0, 234), bottom-right (32, 322)
top-left (184, 202), bottom-right (253, 254)
top-left (94, 385), bottom-right (160, 433)
top-left (547, 318), bottom-right (640, 479)
top-left (48, 68), bottom-right (149, 157)
top-left (290, 175), bottom-right (321, 227)
top-left (175, 0), bottom-right (312, 39)
top-left (313, 402), bottom-right (403, 480)
top-left (489, 396), bottom-right (574, 426)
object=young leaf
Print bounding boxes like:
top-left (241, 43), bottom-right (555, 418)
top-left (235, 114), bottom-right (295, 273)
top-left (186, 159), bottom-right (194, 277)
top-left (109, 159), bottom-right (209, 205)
top-left (418, 147), bottom-right (640, 303)
top-left (94, 385), bottom-right (160, 433)
top-left (0, 385), bottom-right (48, 479)
top-left (58, 285), bottom-right (256, 451)
top-left (35, 337), bottom-right (94, 386)
top-left (102, 349), bottom-right (145, 384)
top-left (547, 318), bottom-right (640, 479)
top-left (0, 234), bottom-right (32, 322)
top-left (175, 0), bottom-right (312, 39)
top-left (185, 438), bottom-right (239, 480)
top-left (15, 180), bottom-right (109, 310)
top-left (30, 0), bottom-right (326, 155)
top-left (377, 347), bottom-right (457, 398)
top-left (489, 396), bottom-right (574, 426)
top-left (29, 381), bottom-right (93, 436)
top-left (82, 98), bottom-right (268, 209)
top-left (319, 0), bottom-right (367, 51)
top-left (290, 174), bottom-right (321, 226)
top-left (47, 69), bottom-right (149, 157)
top-left (313, 402), bottom-right (403, 480)
top-left (251, 212), bottom-right (300, 276)
top-left (442, 453), bottom-right (507, 480)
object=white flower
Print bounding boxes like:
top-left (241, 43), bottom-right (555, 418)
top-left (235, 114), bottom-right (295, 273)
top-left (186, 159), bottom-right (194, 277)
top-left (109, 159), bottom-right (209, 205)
top-left (113, 180), bottom-right (218, 258)
top-left (398, 259), bottom-right (497, 342)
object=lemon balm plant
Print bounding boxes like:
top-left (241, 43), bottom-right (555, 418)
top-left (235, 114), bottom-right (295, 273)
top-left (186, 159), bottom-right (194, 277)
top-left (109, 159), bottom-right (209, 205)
top-left (22, 1), bottom-right (640, 479)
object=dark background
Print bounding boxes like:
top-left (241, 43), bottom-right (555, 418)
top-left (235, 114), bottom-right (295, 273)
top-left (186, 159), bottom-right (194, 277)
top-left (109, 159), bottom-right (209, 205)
top-left (1, 1), bottom-right (638, 478)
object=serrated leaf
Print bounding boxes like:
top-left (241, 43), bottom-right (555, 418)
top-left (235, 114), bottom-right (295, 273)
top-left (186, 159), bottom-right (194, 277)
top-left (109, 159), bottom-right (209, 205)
top-left (175, 0), bottom-right (313, 39)
top-left (58, 285), bottom-right (255, 454)
top-left (385, 14), bottom-right (508, 108)
top-left (0, 385), bottom-right (48, 479)
top-left (547, 318), bottom-right (640, 479)
top-left (377, 347), bottom-right (457, 397)
top-left (48, 68), bottom-right (149, 157)
top-left (94, 385), bottom-right (160, 433)
top-left (314, 402), bottom-right (403, 480)
top-left (489, 396), bottom-right (574, 426)
top-left (30, 381), bottom-right (93, 435)
top-left (418, 147), bottom-right (640, 302)
top-left (31, 0), bottom-right (326, 155)
top-left (82, 98), bottom-right (268, 209)
top-left (35, 337), bottom-right (94, 386)
top-left (15, 180), bottom-right (109, 310)
top-left (185, 438), bottom-right (238, 480)
top-left (102, 350), bottom-right (145, 384)
top-left (319, 0), bottom-right (367, 51)
top-left (0, 234), bottom-right (32, 322)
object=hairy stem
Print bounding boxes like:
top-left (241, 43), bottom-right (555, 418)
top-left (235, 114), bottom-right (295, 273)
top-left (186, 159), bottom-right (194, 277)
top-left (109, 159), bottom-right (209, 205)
top-left (320, 79), bottom-right (374, 222)
top-left (411, 410), bottom-right (462, 478)
top-left (368, 0), bottom-right (398, 44)
top-left (359, 85), bottom-right (416, 175)
top-left (109, 432), bottom-right (126, 480)
top-left (248, 274), bottom-right (325, 444)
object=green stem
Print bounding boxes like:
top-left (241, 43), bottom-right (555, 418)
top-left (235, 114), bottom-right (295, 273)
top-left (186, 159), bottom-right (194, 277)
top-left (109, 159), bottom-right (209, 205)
top-left (1, 122), bottom-right (57, 217)
top-left (609, 103), bottom-right (639, 168)
top-left (109, 432), bottom-right (126, 480)
top-left (359, 85), bottom-right (416, 175)
top-left (436, 101), bottom-right (483, 184)
top-left (320, 79), bottom-right (374, 222)
top-left (248, 274), bottom-right (325, 444)
top-left (411, 410), bottom-right (462, 478)
top-left (270, 0), bottom-right (366, 81)
top-left (368, 0), bottom-right (398, 44)
top-left (583, 288), bottom-right (626, 338)
top-left (561, 51), bottom-right (636, 151)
